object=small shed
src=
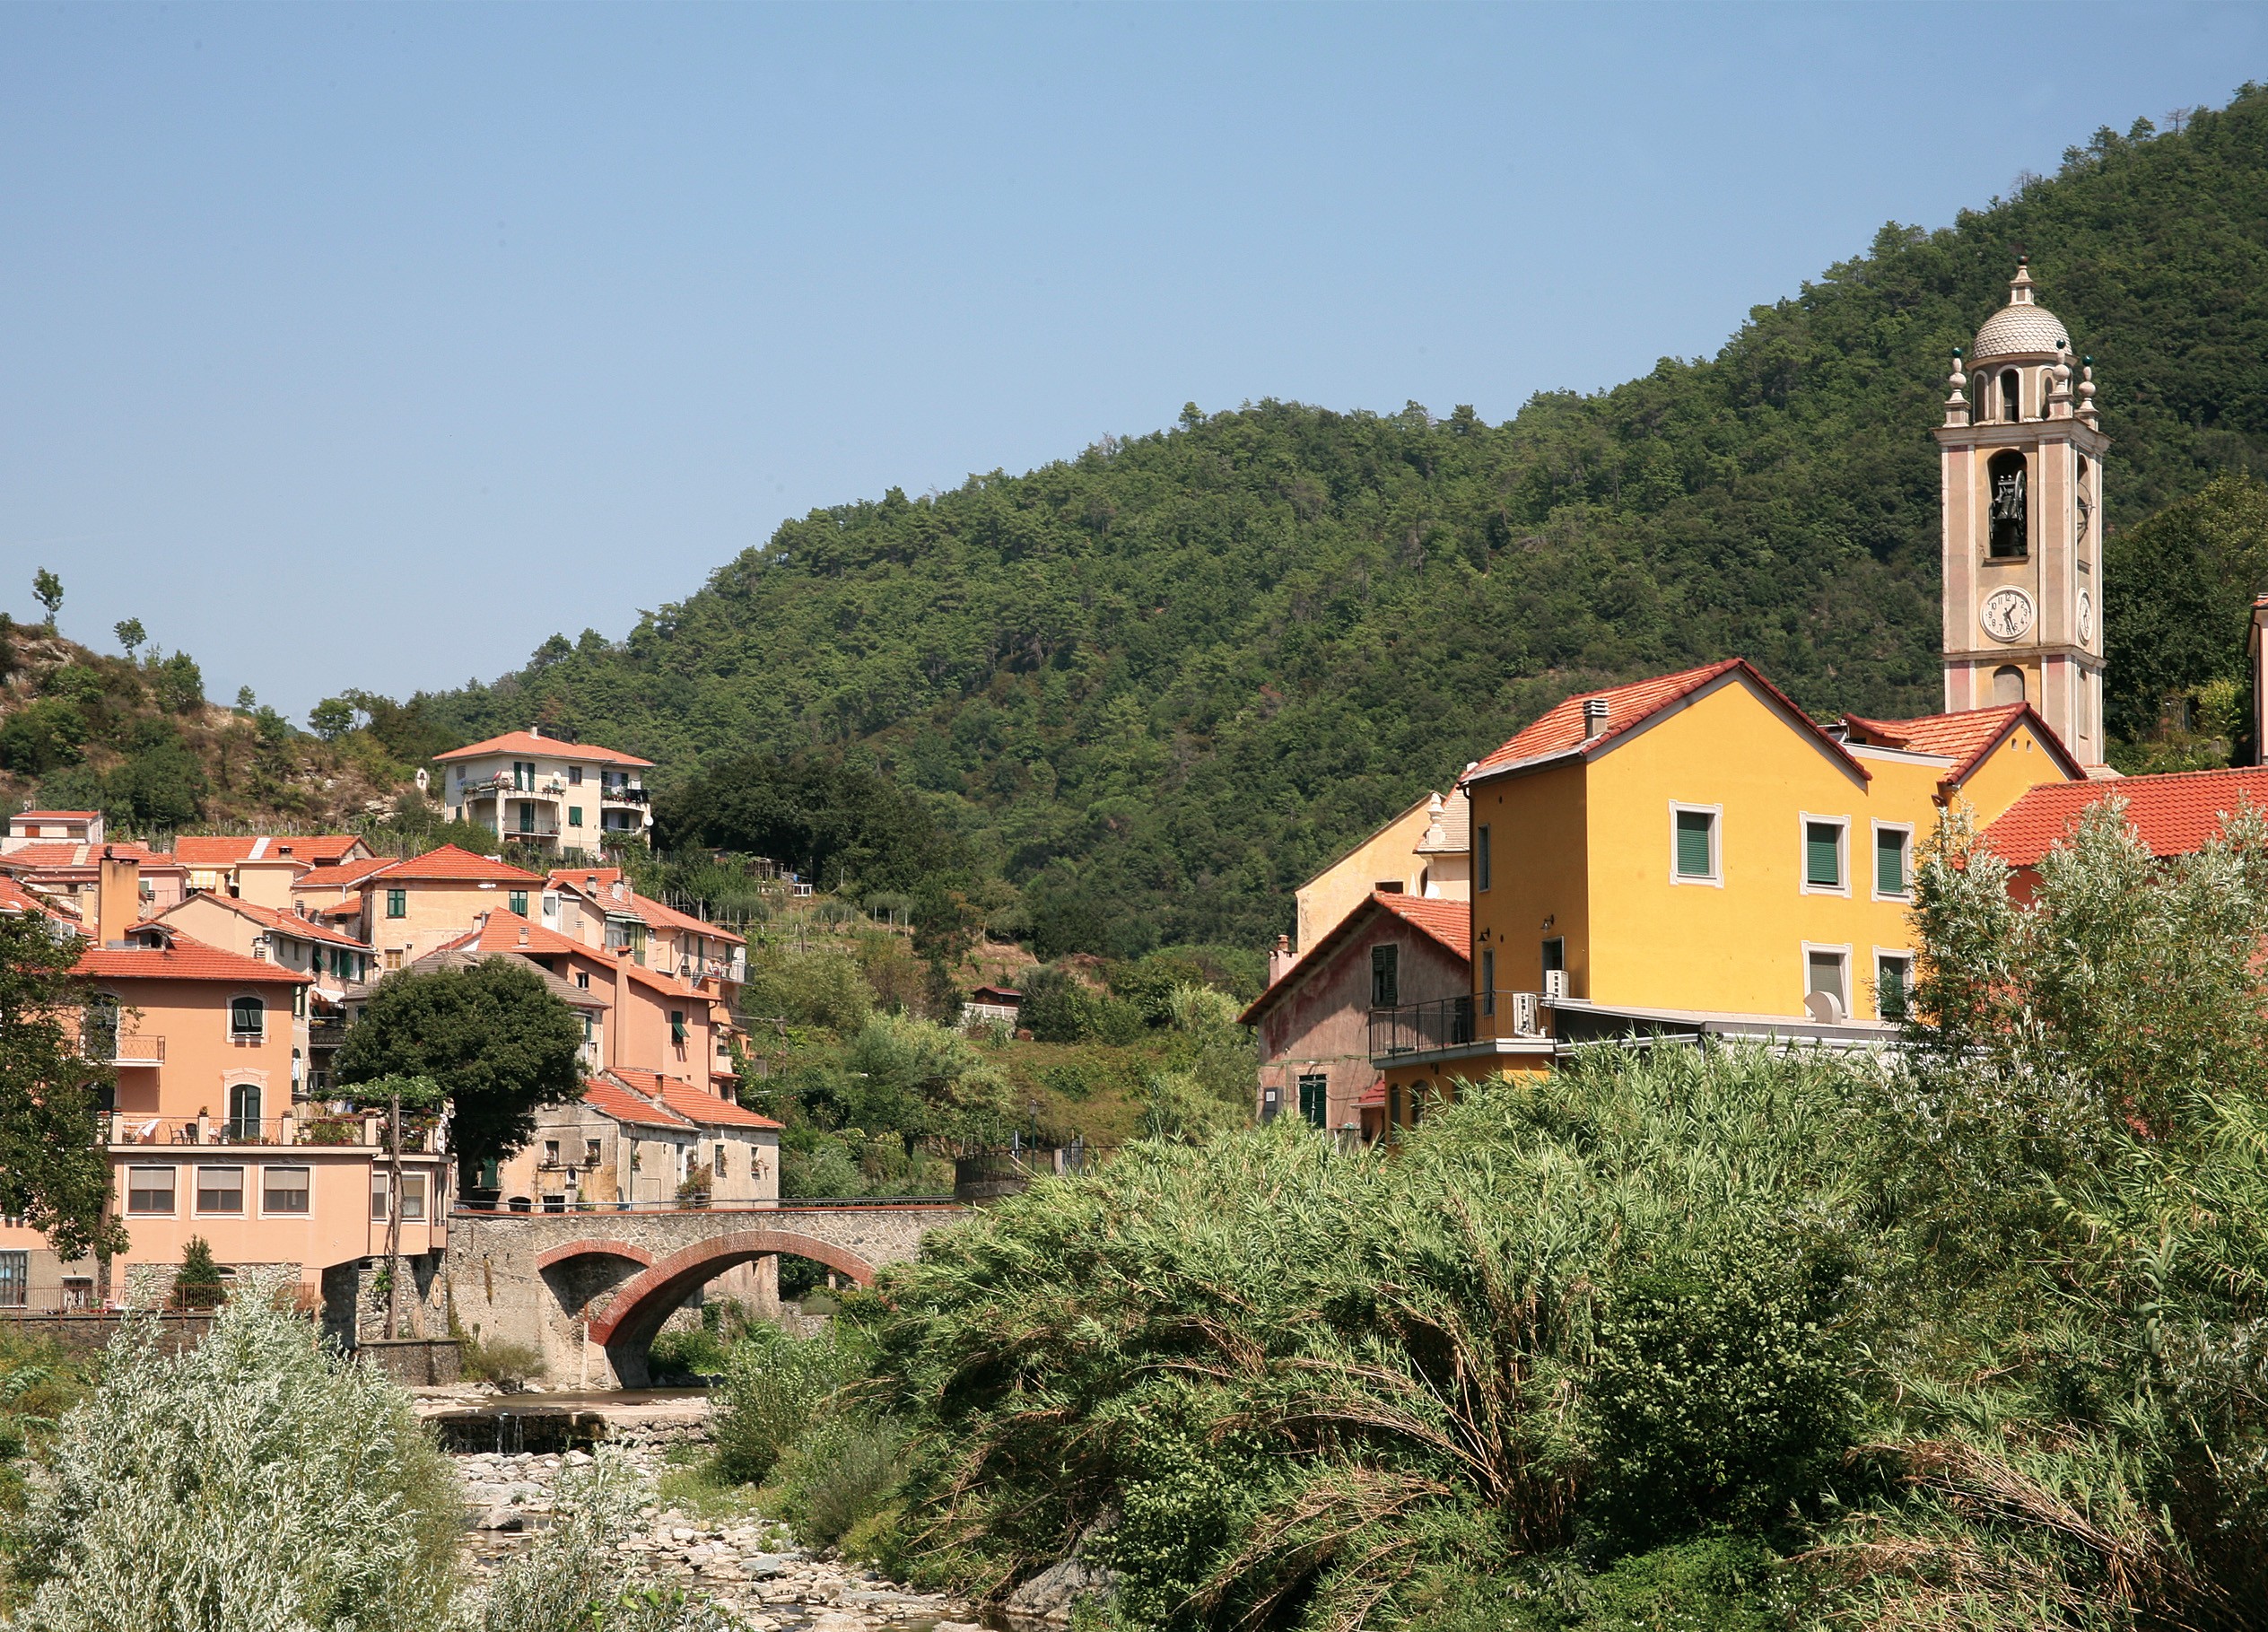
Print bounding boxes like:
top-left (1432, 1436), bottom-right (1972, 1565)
top-left (966, 984), bottom-right (1025, 1024)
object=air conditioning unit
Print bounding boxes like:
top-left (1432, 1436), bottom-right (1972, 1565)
top-left (1510, 991), bottom-right (1541, 1036)
top-left (1541, 969), bottom-right (1568, 1002)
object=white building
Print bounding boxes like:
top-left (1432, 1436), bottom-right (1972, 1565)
top-left (434, 729), bottom-right (655, 851)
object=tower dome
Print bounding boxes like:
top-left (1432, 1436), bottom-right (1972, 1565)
top-left (1971, 257), bottom-right (2072, 361)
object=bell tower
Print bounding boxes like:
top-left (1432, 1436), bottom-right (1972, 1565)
top-left (1936, 257), bottom-right (2110, 772)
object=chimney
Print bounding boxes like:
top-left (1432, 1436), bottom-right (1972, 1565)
top-left (1581, 697), bottom-right (1611, 737)
top-left (97, 850), bottom-right (142, 947)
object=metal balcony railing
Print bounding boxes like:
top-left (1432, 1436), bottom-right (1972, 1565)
top-left (87, 1033), bottom-right (165, 1065)
top-left (1367, 991), bottom-right (1548, 1059)
top-left (599, 784), bottom-right (649, 804)
top-left (106, 1114), bottom-right (447, 1151)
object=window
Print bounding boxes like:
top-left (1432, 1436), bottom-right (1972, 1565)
top-left (263, 1165), bottom-right (310, 1215)
top-left (1999, 369), bottom-right (2019, 423)
top-left (196, 1165), bottom-right (245, 1214)
top-left (545, 1139), bottom-right (562, 1165)
top-left (386, 888), bottom-right (406, 919)
top-left (1876, 953), bottom-right (1911, 1021)
top-left (568, 807), bottom-right (583, 828)
top-left (1805, 948), bottom-right (1849, 1021)
top-left (1671, 805), bottom-right (1720, 883)
top-left (669, 1009), bottom-right (687, 1044)
top-left (371, 1175), bottom-right (390, 1220)
top-left (384, 949), bottom-right (403, 972)
top-left (83, 994), bottom-right (120, 1060)
top-left (226, 1081), bottom-right (262, 1140)
top-left (1475, 824), bottom-right (1491, 891)
top-left (513, 760), bottom-right (534, 791)
top-left (1480, 948), bottom-right (1496, 1017)
top-left (1541, 936), bottom-right (1565, 977)
top-left (1874, 825), bottom-right (1911, 897)
top-left (399, 1174), bottom-right (427, 1222)
top-left (509, 890), bottom-right (528, 917)
top-left (1993, 665), bottom-right (2026, 705)
top-left (229, 996), bottom-right (265, 1039)
top-left (1370, 946), bottom-right (1400, 1008)
top-left (585, 1139), bottom-right (602, 1165)
top-left (127, 1166), bottom-right (176, 1214)
top-left (292, 983), bottom-right (307, 1018)
top-left (575, 971), bottom-right (590, 990)
top-left (568, 766), bottom-right (583, 786)
top-left (715, 1143), bottom-right (728, 1178)
top-left (1987, 449), bottom-right (2028, 558)
top-left (0, 1252), bottom-right (24, 1309)
top-left (1296, 1072), bottom-right (1329, 1130)
top-left (1802, 818), bottom-right (1846, 893)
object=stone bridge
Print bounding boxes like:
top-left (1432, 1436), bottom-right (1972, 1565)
top-left (443, 1203), bottom-right (964, 1386)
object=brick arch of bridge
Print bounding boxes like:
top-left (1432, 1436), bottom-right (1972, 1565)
top-left (586, 1230), bottom-right (878, 1354)
top-left (536, 1239), bottom-right (654, 1273)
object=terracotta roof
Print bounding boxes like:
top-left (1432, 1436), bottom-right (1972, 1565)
top-left (1241, 890), bottom-right (1471, 1025)
top-left (407, 946), bottom-right (607, 1010)
top-left (621, 959), bottom-right (700, 999)
top-left (626, 890), bottom-right (747, 947)
top-left (1841, 703), bottom-right (2085, 787)
top-left (293, 855), bottom-right (394, 892)
top-left (76, 929), bottom-right (312, 985)
top-left (970, 984), bottom-right (1024, 1003)
top-left (163, 894), bottom-right (372, 951)
top-left (612, 1069), bottom-right (781, 1131)
top-left (435, 730), bottom-right (653, 768)
top-left (0, 876), bottom-right (77, 921)
top-left (365, 844), bottom-right (547, 886)
top-left (0, 841), bottom-right (179, 873)
top-left (1983, 768), bottom-right (2268, 868)
top-left (175, 834), bottom-right (362, 868)
top-left (1355, 1080), bottom-right (1387, 1109)
top-left (1464, 660), bottom-right (1866, 786)
top-left (444, 910), bottom-right (612, 966)
top-left (318, 899), bottom-right (363, 921)
top-left (580, 1077), bottom-right (694, 1130)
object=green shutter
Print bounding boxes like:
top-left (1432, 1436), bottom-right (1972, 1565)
top-left (1876, 828), bottom-right (1905, 894)
top-left (1675, 810), bottom-right (1713, 877)
top-left (1806, 823), bottom-right (1840, 887)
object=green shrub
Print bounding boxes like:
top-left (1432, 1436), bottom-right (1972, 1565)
top-left (711, 1322), bottom-right (857, 1487)
top-left (8, 1290), bottom-right (461, 1632)
top-left (772, 1417), bottom-right (903, 1547)
top-left (459, 1333), bottom-right (546, 1388)
top-left (0, 700), bottom-right (88, 775)
top-left (649, 1322), bottom-right (730, 1379)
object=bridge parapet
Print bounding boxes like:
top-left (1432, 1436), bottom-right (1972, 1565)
top-left (444, 1204), bottom-right (964, 1387)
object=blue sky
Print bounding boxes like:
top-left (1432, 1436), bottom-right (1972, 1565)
top-left (2, 4), bottom-right (2260, 720)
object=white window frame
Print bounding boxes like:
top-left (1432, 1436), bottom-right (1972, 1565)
top-left (1871, 947), bottom-right (1913, 1021)
top-left (194, 1165), bottom-right (246, 1217)
top-left (1870, 821), bottom-right (1915, 903)
top-left (1798, 813), bottom-right (1850, 897)
top-left (1668, 801), bottom-right (1723, 887)
top-left (1801, 942), bottom-right (1853, 1018)
top-left (126, 1165), bottom-right (177, 1217)
top-left (398, 1173), bottom-right (428, 1222)
top-left (261, 1165), bottom-right (312, 1217)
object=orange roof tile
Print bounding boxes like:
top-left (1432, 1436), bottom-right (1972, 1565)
top-left (626, 890), bottom-right (747, 946)
top-left (174, 834), bottom-right (362, 868)
top-left (444, 910), bottom-right (614, 964)
top-left (435, 730), bottom-right (653, 768)
top-left (293, 855), bottom-right (394, 892)
top-left (616, 1065), bottom-right (784, 1129)
top-left (1983, 768), bottom-right (2268, 868)
top-left (0, 841), bottom-right (180, 873)
top-left (1464, 660), bottom-right (1865, 785)
top-left (318, 899), bottom-right (363, 921)
top-left (1842, 703), bottom-right (2084, 787)
top-left (0, 876), bottom-right (77, 922)
top-left (76, 929), bottom-right (312, 985)
top-left (580, 1077), bottom-right (693, 1130)
top-left (366, 844), bottom-right (547, 886)
top-left (621, 959), bottom-right (700, 999)
top-left (1240, 890), bottom-right (1471, 1025)
top-left (163, 894), bottom-right (372, 952)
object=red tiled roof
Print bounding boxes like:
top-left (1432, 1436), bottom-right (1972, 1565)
top-left (75, 929), bottom-right (312, 985)
top-left (1982, 768), bottom-right (2268, 868)
top-left (1240, 890), bottom-right (1471, 1025)
top-left (579, 1077), bottom-right (693, 1130)
top-left (0, 876), bottom-right (77, 921)
top-left (626, 890), bottom-right (746, 947)
top-left (1842, 703), bottom-right (2084, 787)
top-left (1464, 659), bottom-right (1865, 785)
top-left (435, 730), bottom-right (653, 768)
top-left (1355, 1080), bottom-right (1387, 1109)
top-left (294, 855), bottom-right (394, 892)
top-left (175, 834), bottom-right (362, 868)
top-left (318, 899), bottom-right (363, 921)
top-left (0, 841), bottom-right (179, 873)
top-left (621, 959), bottom-right (700, 999)
top-left (445, 910), bottom-right (611, 964)
top-left (365, 844), bottom-right (547, 886)
top-left (163, 894), bottom-right (372, 952)
top-left (637, 1071), bottom-right (782, 1131)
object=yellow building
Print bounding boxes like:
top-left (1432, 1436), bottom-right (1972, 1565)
top-left (1374, 662), bottom-right (2083, 1115)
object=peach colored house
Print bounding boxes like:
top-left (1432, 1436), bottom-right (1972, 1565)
top-left (336, 844), bottom-right (549, 973)
top-left (175, 833), bottom-right (372, 903)
top-left (1242, 892), bottom-right (1470, 1138)
top-left (0, 906), bottom-right (446, 1322)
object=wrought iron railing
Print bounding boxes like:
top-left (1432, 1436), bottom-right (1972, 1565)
top-left (1368, 996), bottom-right (1475, 1058)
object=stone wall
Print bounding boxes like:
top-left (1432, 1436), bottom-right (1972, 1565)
top-left (357, 1336), bottom-right (463, 1384)
top-left (0, 1311), bottom-right (216, 1354)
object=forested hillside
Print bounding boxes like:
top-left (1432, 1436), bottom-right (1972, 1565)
top-left (414, 88), bottom-right (2268, 956)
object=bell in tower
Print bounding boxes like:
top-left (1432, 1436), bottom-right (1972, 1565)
top-left (1935, 257), bottom-right (2111, 772)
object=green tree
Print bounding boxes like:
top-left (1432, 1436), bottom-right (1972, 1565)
top-left (308, 697), bottom-right (356, 741)
top-left (333, 959), bottom-right (584, 1187)
top-left (170, 1235), bottom-right (225, 1311)
top-left (0, 910), bottom-right (126, 1261)
top-left (148, 650), bottom-right (202, 713)
top-left (31, 569), bottom-right (61, 629)
top-left (0, 700), bottom-right (90, 776)
top-left (111, 618), bottom-right (145, 659)
top-left (101, 721), bottom-right (208, 829)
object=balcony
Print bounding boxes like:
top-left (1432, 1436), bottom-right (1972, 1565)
top-left (307, 1019), bottom-right (349, 1050)
top-left (1367, 991), bottom-right (1547, 1060)
top-left (599, 784), bottom-right (650, 805)
top-left (88, 1033), bottom-right (165, 1066)
top-left (106, 1113), bottom-right (446, 1152)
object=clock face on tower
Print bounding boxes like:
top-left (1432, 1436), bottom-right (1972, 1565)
top-left (2077, 588), bottom-right (2094, 643)
top-left (1981, 586), bottom-right (2036, 642)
